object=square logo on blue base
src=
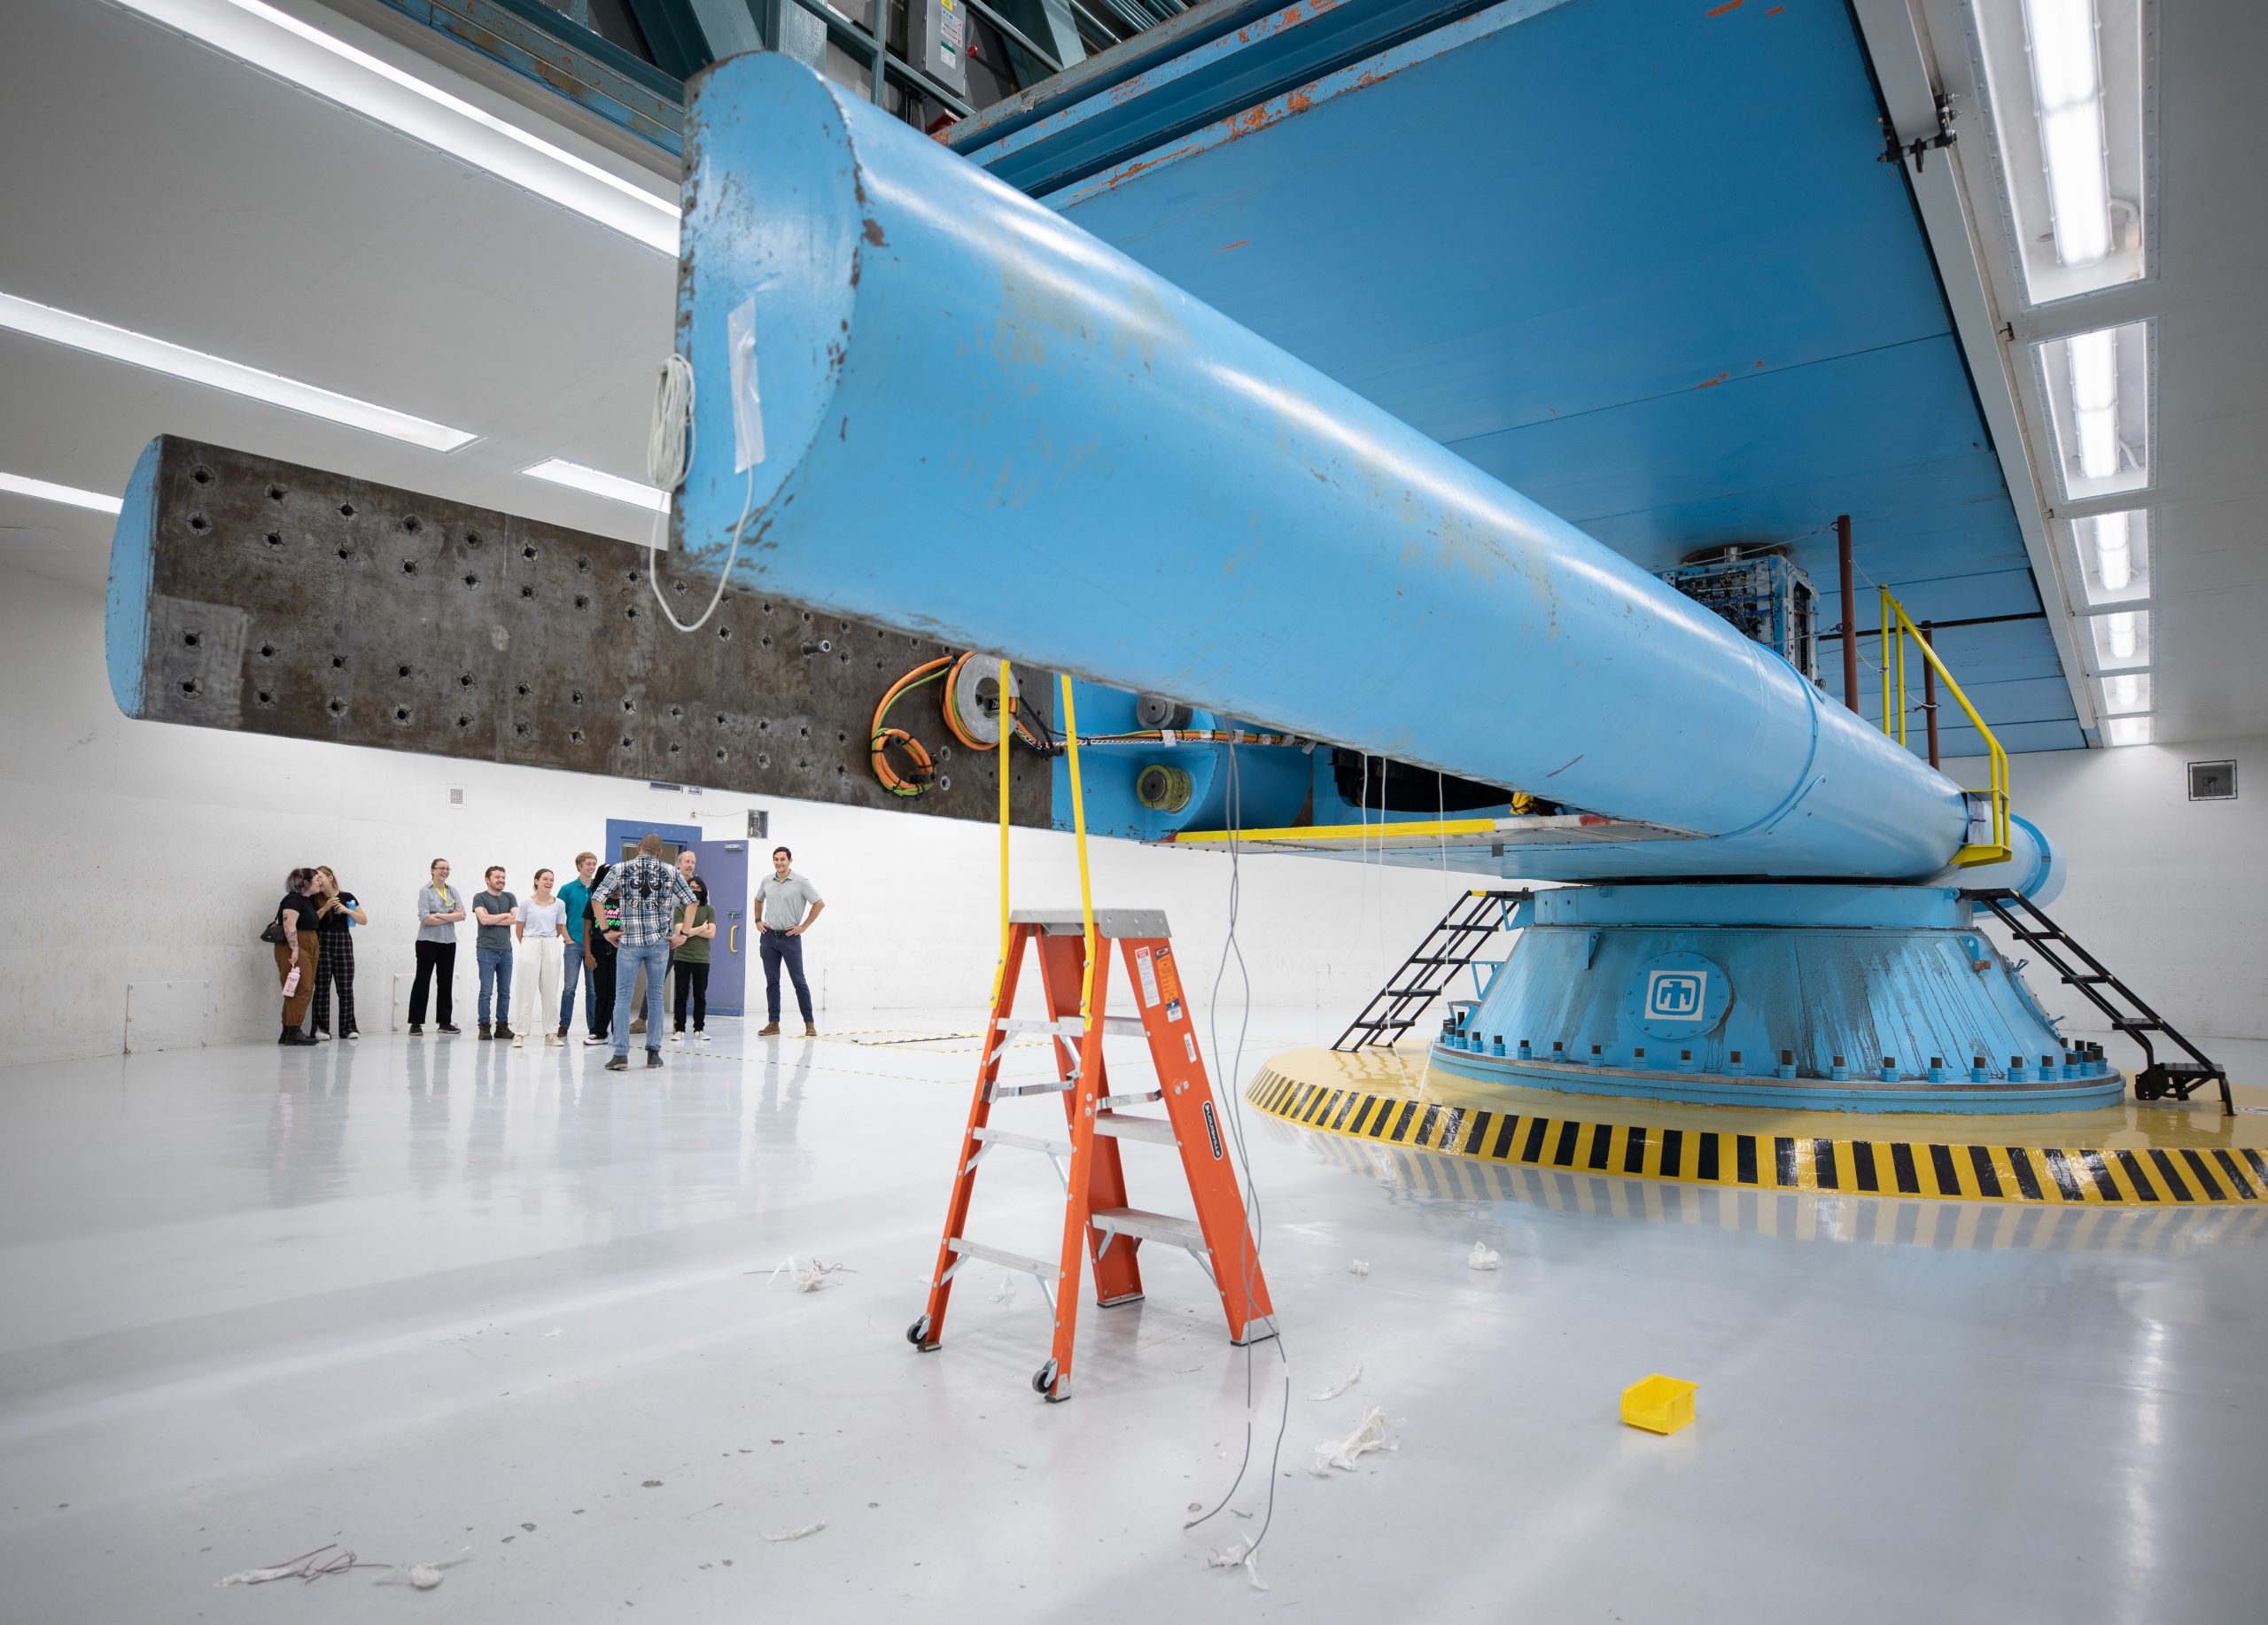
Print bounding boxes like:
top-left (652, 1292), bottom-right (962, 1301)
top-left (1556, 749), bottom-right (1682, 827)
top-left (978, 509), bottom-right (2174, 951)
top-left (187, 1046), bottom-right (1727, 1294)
top-left (1644, 969), bottom-right (1706, 1021)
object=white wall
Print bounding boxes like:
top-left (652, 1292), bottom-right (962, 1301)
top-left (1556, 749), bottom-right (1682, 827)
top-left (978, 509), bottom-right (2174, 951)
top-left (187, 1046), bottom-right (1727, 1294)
top-left (1944, 738), bottom-right (2267, 1046)
top-left (0, 564), bottom-right (1461, 1064)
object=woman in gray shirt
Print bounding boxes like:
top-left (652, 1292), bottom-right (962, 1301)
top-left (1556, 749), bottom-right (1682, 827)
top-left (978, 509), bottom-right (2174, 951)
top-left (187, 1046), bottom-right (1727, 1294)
top-left (408, 858), bottom-right (465, 1035)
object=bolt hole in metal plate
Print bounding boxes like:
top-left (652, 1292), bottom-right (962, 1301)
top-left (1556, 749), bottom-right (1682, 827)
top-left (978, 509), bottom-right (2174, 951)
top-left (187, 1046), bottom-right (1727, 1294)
top-left (113, 439), bottom-right (1057, 825)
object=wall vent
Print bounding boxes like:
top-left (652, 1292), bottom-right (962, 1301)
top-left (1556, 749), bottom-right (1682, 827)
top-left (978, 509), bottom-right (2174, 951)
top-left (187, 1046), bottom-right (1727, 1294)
top-left (2187, 760), bottom-right (2237, 801)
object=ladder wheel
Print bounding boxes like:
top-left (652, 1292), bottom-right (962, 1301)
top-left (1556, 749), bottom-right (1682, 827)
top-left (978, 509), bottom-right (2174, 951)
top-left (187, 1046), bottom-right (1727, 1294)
top-left (906, 1315), bottom-right (932, 1349)
top-left (1031, 1357), bottom-right (1058, 1396)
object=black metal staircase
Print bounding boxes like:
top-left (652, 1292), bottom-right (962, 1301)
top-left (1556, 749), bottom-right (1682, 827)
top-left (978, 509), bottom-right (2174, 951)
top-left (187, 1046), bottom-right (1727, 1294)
top-left (1967, 888), bottom-right (2233, 1114)
top-left (1332, 890), bottom-right (1530, 1052)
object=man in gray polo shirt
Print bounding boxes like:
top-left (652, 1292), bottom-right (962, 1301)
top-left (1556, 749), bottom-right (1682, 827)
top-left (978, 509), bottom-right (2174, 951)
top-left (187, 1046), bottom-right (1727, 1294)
top-left (755, 845), bottom-right (825, 1038)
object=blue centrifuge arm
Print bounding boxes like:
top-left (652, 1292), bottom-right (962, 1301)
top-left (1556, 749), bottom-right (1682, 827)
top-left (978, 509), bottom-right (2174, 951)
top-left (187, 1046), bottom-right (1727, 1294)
top-left (669, 54), bottom-right (2019, 885)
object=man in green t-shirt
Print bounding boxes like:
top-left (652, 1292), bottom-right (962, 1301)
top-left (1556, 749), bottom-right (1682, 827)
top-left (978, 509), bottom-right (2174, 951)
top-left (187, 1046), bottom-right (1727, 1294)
top-left (556, 851), bottom-right (597, 1039)
top-left (669, 875), bottom-right (718, 1045)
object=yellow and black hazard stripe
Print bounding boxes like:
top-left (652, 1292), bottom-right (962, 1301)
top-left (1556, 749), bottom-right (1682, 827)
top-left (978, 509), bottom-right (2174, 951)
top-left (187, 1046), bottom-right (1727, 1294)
top-left (1244, 1067), bottom-right (2268, 1207)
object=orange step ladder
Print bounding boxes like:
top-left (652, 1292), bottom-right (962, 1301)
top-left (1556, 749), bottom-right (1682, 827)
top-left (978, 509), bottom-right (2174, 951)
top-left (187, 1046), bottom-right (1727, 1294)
top-left (906, 907), bottom-right (1277, 1403)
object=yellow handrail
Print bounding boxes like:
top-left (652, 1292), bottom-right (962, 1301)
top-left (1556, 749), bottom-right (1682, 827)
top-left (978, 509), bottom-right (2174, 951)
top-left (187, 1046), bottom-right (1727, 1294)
top-left (1878, 587), bottom-right (2010, 866)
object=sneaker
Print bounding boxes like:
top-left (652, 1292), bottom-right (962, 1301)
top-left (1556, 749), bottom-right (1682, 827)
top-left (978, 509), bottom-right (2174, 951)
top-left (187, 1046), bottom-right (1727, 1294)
top-left (583, 1034), bottom-right (609, 1046)
top-left (695, 1031), bottom-right (711, 1046)
top-left (439, 1024), bottom-right (462, 1036)
top-left (604, 1056), bottom-right (628, 1072)
top-left (344, 1031), bottom-right (360, 1042)
top-left (671, 1030), bottom-right (687, 1048)
top-left (545, 1033), bottom-right (563, 1047)
top-left (510, 1033), bottom-right (524, 1048)
top-left (408, 1024), bottom-right (423, 1036)
top-left (314, 1029), bottom-right (333, 1043)
top-left (646, 1050), bottom-right (664, 1069)
top-left (804, 1023), bottom-right (819, 1038)
top-left (757, 1022), bottom-right (781, 1037)
top-left (478, 1024), bottom-right (493, 1040)
top-left (630, 1017), bottom-right (646, 1035)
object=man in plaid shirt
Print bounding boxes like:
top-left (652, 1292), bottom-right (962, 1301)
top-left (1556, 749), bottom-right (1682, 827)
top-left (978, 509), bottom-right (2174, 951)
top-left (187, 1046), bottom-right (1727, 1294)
top-left (591, 832), bottom-right (698, 1070)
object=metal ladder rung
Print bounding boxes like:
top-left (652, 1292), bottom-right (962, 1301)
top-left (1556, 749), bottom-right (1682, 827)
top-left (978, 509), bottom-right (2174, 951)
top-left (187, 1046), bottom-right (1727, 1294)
top-left (1097, 1087), bottom-right (1163, 1109)
top-left (1090, 1207), bottom-right (1207, 1249)
top-left (972, 1126), bottom-right (1072, 1156)
top-left (998, 1015), bottom-right (1148, 1039)
top-left (946, 1238), bottom-right (1061, 1281)
top-left (990, 1078), bottom-right (1075, 1100)
top-left (1094, 1114), bottom-right (1177, 1146)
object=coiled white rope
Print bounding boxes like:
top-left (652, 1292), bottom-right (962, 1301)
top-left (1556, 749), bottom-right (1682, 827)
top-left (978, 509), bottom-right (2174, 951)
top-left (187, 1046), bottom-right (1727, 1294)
top-left (644, 353), bottom-right (753, 634)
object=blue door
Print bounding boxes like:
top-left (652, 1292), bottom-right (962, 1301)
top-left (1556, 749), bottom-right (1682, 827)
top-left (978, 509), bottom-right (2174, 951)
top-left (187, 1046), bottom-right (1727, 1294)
top-left (692, 838), bottom-right (750, 1016)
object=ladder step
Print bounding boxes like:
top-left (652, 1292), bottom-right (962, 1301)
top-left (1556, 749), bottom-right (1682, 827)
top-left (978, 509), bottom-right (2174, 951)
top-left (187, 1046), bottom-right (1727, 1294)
top-left (946, 1238), bottom-right (1061, 1281)
top-left (990, 1079), bottom-right (1075, 1100)
top-left (1090, 1208), bottom-right (1208, 1250)
top-left (1097, 1087), bottom-right (1163, 1109)
top-left (998, 1015), bottom-right (1148, 1039)
top-left (2066, 975), bottom-right (2113, 984)
top-left (972, 1126), bottom-right (1071, 1156)
top-left (1094, 1114), bottom-right (1177, 1146)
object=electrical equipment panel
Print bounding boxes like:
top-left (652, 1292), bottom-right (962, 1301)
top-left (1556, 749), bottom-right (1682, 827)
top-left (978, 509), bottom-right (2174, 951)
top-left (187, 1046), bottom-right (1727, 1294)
top-left (1657, 550), bottom-right (1820, 683)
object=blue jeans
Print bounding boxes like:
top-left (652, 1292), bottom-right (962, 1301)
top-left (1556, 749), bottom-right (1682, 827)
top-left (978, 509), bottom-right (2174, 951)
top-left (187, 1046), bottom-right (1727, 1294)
top-left (761, 930), bottom-right (814, 1024)
top-left (560, 939), bottom-right (598, 1032)
top-left (612, 939), bottom-right (672, 1058)
top-left (477, 945), bottom-right (513, 1025)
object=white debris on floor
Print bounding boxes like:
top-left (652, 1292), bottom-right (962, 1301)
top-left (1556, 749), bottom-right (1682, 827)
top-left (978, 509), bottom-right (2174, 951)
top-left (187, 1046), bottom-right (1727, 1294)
top-left (1309, 1406), bottom-right (1399, 1474)
top-left (1309, 1364), bottom-right (1363, 1401)
top-left (1466, 1240), bottom-right (1503, 1271)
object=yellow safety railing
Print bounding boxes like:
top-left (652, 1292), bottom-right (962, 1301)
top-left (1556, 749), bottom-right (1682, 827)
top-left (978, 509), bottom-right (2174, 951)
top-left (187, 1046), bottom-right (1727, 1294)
top-left (1879, 587), bottom-right (2011, 866)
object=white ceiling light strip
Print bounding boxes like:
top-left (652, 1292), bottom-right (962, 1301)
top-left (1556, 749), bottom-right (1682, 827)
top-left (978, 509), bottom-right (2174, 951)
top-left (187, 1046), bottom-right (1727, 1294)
top-left (0, 470), bottom-right (126, 516)
top-left (109, 0), bottom-right (680, 254)
top-left (0, 290), bottom-right (478, 451)
top-left (523, 458), bottom-right (671, 513)
top-left (2022, 0), bottom-right (2113, 268)
top-left (2065, 326), bottom-right (2120, 479)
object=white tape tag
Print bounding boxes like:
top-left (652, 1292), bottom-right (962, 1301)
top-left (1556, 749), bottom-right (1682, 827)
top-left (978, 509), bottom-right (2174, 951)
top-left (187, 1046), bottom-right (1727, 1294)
top-left (728, 295), bottom-right (765, 471)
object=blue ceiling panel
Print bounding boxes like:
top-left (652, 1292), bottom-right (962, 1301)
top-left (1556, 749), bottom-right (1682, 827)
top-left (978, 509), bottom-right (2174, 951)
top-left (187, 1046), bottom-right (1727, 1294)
top-left (1006, 0), bottom-right (2080, 750)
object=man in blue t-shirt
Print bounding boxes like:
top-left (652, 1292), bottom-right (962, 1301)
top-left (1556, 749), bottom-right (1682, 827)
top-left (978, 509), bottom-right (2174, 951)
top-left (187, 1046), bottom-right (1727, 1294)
top-left (556, 851), bottom-right (598, 1040)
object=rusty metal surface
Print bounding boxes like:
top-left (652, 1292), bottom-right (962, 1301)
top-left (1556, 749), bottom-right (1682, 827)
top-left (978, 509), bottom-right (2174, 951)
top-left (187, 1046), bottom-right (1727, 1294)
top-left (110, 437), bottom-right (1054, 827)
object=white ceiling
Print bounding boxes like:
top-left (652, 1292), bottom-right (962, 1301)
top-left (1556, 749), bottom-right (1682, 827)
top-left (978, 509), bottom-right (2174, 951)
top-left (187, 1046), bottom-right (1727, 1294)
top-left (0, 0), bottom-right (680, 595)
top-left (1, 0), bottom-right (2262, 748)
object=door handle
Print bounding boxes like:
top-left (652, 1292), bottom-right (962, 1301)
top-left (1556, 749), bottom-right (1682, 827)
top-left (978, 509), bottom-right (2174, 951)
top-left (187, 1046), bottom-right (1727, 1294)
top-left (729, 925), bottom-right (739, 953)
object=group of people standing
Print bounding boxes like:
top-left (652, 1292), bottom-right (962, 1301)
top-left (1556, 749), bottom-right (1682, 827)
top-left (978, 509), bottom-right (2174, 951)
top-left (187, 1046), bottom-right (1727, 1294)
top-left (269, 836), bottom-right (825, 1060)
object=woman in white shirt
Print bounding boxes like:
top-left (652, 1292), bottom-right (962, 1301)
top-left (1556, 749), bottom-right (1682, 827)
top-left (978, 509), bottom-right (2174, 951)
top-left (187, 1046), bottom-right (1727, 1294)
top-left (512, 869), bottom-right (572, 1048)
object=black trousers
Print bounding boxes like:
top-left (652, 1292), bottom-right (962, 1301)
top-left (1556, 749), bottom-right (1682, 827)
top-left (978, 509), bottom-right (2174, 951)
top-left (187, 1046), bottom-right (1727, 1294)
top-left (409, 940), bottom-right (455, 1026)
top-left (588, 950), bottom-right (617, 1039)
top-left (312, 929), bottom-right (357, 1034)
top-left (672, 961), bottom-right (710, 1032)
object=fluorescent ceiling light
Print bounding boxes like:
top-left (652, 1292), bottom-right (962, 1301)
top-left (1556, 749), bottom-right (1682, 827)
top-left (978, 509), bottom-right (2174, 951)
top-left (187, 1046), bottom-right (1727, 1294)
top-left (2100, 672), bottom-right (2150, 714)
top-left (2090, 606), bottom-right (2149, 670)
top-left (2023, 0), bottom-right (2112, 266)
top-left (0, 290), bottom-right (477, 451)
top-left (0, 470), bottom-right (125, 516)
top-left (2067, 328), bottom-right (2119, 478)
top-left (112, 0), bottom-right (679, 254)
top-left (2104, 714), bottom-right (2151, 746)
top-left (2091, 510), bottom-right (2132, 589)
top-left (524, 458), bottom-right (670, 513)
top-left (2105, 610), bottom-right (2138, 659)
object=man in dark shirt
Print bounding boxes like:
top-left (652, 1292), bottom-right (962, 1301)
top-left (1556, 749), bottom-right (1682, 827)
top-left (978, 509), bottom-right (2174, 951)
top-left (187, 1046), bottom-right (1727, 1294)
top-left (473, 866), bottom-right (519, 1040)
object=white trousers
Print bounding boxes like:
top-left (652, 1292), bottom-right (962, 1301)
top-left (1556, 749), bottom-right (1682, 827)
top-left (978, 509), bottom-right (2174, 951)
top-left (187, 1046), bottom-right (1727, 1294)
top-left (516, 939), bottom-right (562, 1031)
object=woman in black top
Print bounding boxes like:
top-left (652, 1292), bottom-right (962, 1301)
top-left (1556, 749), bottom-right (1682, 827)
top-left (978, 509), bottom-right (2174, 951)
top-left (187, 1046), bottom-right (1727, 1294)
top-left (580, 862), bottom-right (618, 1046)
top-left (275, 867), bottom-right (322, 1046)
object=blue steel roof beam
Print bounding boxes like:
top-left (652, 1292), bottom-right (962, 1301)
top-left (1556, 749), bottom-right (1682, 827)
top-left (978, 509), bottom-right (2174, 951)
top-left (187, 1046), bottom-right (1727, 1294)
top-left (958, 0), bottom-right (1534, 196)
top-left (671, 54), bottom-right (2027, 885)
top-left (366, 0), bottom-right (689, 152)
top-left (622, 0), bottom-right (718, 79)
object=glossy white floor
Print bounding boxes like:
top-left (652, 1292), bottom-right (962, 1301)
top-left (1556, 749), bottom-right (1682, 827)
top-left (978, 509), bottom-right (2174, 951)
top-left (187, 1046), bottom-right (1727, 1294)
top-left (3, 1014), bottom-right (2265, 1623)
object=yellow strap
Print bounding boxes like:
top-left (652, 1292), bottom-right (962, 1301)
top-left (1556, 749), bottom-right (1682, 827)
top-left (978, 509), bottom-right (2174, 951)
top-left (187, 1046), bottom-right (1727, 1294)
top-left (989, 659), bottom-right (1014, 1007)
top-left (1060, 673), bottom-right (1098, 1017)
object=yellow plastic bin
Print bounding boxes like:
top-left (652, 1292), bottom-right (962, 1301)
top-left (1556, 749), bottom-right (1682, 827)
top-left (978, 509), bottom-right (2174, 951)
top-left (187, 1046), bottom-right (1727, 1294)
top-left (1620, 1374), bottom-right (1697, 1435)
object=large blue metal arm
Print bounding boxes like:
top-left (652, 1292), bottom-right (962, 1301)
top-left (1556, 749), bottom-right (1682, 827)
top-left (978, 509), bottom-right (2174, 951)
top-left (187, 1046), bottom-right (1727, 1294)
top-left (669, 52), bottom-right (2011, 884)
